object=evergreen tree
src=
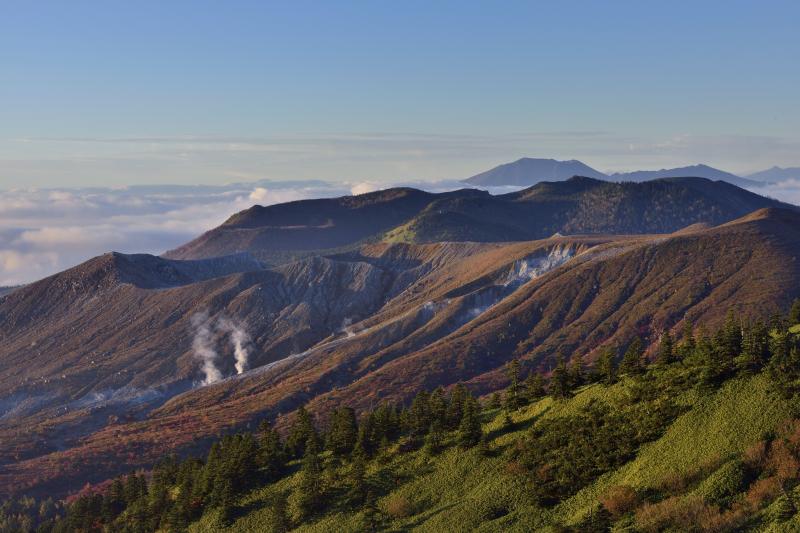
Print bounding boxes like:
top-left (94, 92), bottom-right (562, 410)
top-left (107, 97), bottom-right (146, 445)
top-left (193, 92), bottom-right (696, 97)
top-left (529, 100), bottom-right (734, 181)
top-left (524, 372), bottom-right (546, 401)
top-left (270, 492), bottom-right (291, 533)
top-left (549, 355), bottom-right (571, 399)
top-left (408, 391), bottom-right (432, 438)
top-left (568, 353), bottom-right (584, 387)
top-left (679, 320), bottom-right (696, 359)
top-left (457, 394), bottom-right (482, 448)
top-left (445, 384), bottom-right (467, 429)
top-left (428, 387), bottom-right (448, 426)
top-left (503, 359), bottom-right (522, 410)
top-left (720, 309), bottom-right (743, 360)
top-left (488, 391), bottom-right (502, 409)
top-left (285, 406), bottom-right (319, 459)
top-left (425, 419), bottom-right (445, 455)
top-left (620, 337), bottom-right (645, 376)
top-left (346, 452), bottom-right (368, 506)
top-left (657, 330), bottom-right (675, 365)
top-left (327, 407), bottom-right (358, 457)
top-left (790, 298), bottom-right (800, 326)
top-left (290, 437), bottom-right (323, 521)
top-left (258, 420), bottom-right (286, 480)
top-left (597, 346), bottom-right (616, 385)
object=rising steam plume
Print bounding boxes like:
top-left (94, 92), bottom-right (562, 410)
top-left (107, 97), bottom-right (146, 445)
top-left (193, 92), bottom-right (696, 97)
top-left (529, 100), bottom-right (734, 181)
top-left (190, 313), bottom-right (251, 385)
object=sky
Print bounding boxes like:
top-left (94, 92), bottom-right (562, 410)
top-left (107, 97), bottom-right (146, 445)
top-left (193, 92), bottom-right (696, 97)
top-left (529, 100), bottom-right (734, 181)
top-left (1, 1), bottom-right (800, 285)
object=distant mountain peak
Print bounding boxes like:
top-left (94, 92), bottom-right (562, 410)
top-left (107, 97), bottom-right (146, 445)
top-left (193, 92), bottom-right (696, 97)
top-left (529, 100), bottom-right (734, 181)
top-left (463, 158), bottom-right (607, 186)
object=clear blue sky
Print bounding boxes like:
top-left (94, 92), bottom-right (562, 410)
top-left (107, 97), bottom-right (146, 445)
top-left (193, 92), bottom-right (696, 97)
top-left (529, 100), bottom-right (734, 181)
top-left (2, 0), bottom-right (799, 187)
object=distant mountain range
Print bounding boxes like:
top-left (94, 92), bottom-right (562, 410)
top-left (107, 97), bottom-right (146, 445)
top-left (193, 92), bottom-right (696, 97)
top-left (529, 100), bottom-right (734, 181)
top-left (462, 157), bottom-right (775, 188)
top-left (746, 166), bottom-right (800, 181)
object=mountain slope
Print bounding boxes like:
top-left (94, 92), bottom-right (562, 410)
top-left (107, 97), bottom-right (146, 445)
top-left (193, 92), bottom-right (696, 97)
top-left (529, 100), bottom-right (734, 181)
top-left (462, 157), bottom-right (608, 186)
top-left (3, 208), bottom-right (800, 498)
top-left (168, 177), bottom-right (797, 261)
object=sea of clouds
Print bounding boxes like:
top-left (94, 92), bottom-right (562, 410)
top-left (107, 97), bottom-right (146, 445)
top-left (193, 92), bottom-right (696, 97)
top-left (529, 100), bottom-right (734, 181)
top-left (0, 178), bottom-right (514, 286)
top-left (1, 176), bottom-right (798, 287)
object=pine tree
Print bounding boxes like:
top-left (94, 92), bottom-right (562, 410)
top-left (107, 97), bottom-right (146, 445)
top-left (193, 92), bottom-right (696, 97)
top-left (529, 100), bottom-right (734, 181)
top-left (408, 391), bottom-right (431, 438)
top-left (458, 394), bottom-right (482, 448)
top-left (290, 437), bottom-right (323, 521)
top-left (503, 359), bottom-right (522, 410)
top-left (550, 355), bottom-right (571, 399)
top-left (270, 492), bottom-right (291, 533)
top-left (446, 384), bottom-right (467, 429)
top-left (428, 387), bottom-right (448, 426)
top-left (680, 320), bottom-right (696, 358)
top-left (327, 407), bottom-right (358, 456)
top-left (258, 420), bottom-right (286, 480)
top-left (790, 298), bottom-right (800, 326)
top-left (285, 405), bottom-right (319, 459)
top-left (489, 392), bottom-right (502, 409)
top-left (568, 353), bottom-right (584, 388)
top-left (657, 330), bottom-right (674, 365)
top-left (620, 337), bottom-right (644, 376)
top-left (525, 372), bottom-right (546, 401)
top-left (721, 309), bottom-right (743, 360)
top-left (597, 346), bottom-right (616, 385)
top-left (424, 419), bottom-right (445, 455)
top-left (346, 452), bottom-right (368, 506)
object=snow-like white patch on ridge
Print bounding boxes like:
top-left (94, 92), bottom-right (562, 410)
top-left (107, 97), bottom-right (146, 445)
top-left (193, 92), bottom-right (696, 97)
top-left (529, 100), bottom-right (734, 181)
top-left (503, 244), bottom-right (574, 287)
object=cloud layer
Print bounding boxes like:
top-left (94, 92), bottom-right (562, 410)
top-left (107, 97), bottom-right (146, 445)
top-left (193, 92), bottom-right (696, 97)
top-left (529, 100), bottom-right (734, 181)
top-left (0, 180), bottom-right (351, 286)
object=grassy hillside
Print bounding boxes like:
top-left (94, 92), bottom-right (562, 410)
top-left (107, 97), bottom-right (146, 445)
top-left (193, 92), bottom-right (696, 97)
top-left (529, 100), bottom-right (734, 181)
top-left (182, 372), bottom-right (794, 532)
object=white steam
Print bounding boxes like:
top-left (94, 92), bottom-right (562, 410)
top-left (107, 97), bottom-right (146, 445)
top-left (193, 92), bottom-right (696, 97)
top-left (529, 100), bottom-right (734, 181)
top-left (191, 313), bottom-right (251, 385)
top-left (191, 313), bottom-right (223, 385)
top-left (217, 317), bottom-right (251, 374)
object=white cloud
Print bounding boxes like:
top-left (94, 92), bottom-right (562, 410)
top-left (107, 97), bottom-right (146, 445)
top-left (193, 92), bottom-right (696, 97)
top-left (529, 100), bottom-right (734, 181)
top-left (350, 182), bottom-right (381, 195)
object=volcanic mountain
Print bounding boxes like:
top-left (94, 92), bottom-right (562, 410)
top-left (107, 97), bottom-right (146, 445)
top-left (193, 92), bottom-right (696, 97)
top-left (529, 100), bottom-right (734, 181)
top-left (2, 178), bottom-right (800, 498)
top-left (461, 158), bottom-right (607, 186)
top-left (165, 176), bottom-right (794, 264)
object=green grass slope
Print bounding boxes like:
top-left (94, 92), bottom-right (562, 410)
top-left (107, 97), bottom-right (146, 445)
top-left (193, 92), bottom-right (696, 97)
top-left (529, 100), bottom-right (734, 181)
top-left (188, 373), bottom-right (792, 532)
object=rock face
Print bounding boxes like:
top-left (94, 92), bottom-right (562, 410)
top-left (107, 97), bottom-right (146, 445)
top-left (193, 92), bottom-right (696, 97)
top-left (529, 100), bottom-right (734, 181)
top-left (1, 183), bottom-right (800, 499)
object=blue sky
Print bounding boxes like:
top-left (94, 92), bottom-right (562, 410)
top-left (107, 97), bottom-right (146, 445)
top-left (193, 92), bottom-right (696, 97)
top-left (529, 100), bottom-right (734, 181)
top-left (1, 0), bottom-right (799, 187)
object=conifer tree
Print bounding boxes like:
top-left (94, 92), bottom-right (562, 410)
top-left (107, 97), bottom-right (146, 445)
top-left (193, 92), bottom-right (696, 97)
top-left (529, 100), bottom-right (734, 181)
top-left (791, 299), bottom-right (800, 326)
top-left (425, 419), bottom-right (445, 455)
top-left (489, 391), bottom-right (502, 409)
top-left (657, 330), bottom-right (674, 365)
top-left (550, 355), bottom-right (571, 399)
top-left (525, 372), bottom-right (546, 401)
top-left (503, 359), bottom-right (522, 410)
top-left (346, 452), bottom-right (368, 506)
top-left (679, 320), bottom-right (696, 358)
top-left (620, 337), bottom-right (645, 376)
top-left (270, 492), bottom-right (291, 533)
top-left (290, 437), bottom-right (323, 521)
top-left (285, 406), bottom-right (319, 459)
top-left (446, 384), bottom-right (467, 429)
top-left (259, 420), bottom-right (286, 480)
top-left (568, 353), bottom-right (584, 387)
top-left (458, 394), bottom-right (482, 448)
top-left (597, 346), bottom-right (616, 385)
top-left (327, 407), bottom-right (358, 456)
